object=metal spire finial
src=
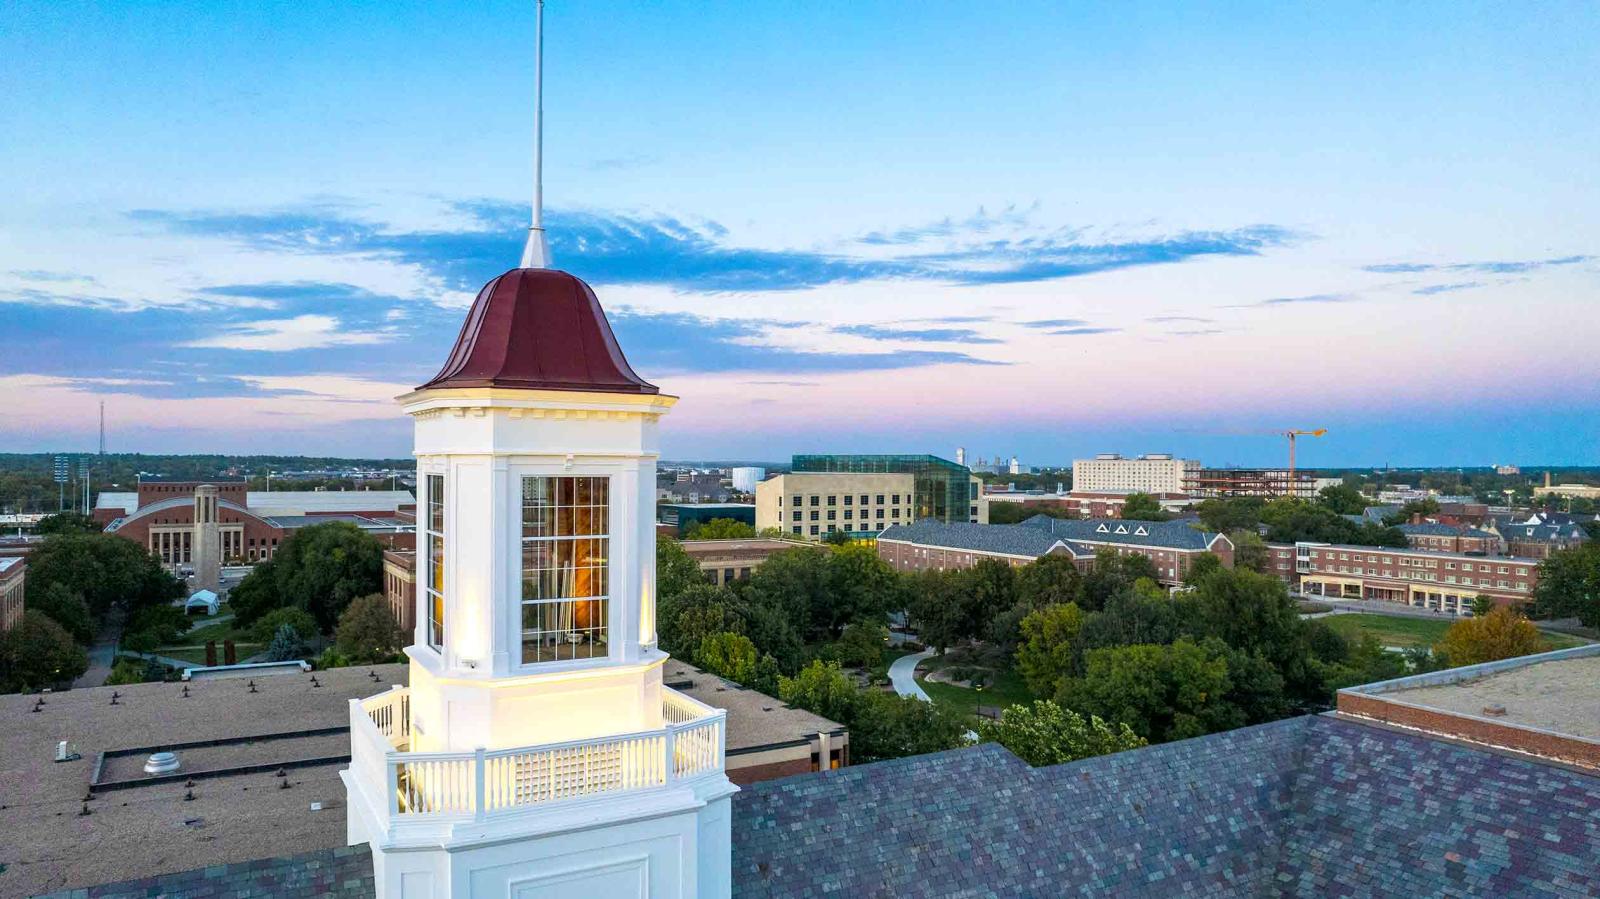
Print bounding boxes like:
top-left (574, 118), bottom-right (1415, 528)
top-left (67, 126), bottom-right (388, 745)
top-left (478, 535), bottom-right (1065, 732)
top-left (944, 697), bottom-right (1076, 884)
top-left (520, 0), bottom-right (551, 268)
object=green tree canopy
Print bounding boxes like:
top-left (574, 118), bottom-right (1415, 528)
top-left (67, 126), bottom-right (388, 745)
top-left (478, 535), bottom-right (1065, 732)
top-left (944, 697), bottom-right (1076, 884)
top-left (334, 593), bottom-right (404, 664)
top-left (1015, 603), bottom-right (1086, 696)
top-left (0, 610), bottom-right (89, 691)
top-left (1531, 542), bottom-right (1600, 627)
top-left (850, 690), bottom-right (969, 762)
top-left (1228, 529), bottom-right (1271, 573)
top-left (35, 512), bottom-right (101, 535)
top-left (1080, 549), bottom-right (1160, 611)
top-left (657, 582), bottom-right (743, 658)
top-left (1316, 483), bottom-right (1369, 515)
top-left (977, 700), bottom-right (1145, 767)
top-left (27, 533), bottom-right (183, 620)
top-left (831, 621), bottom-right (888, 669)
top-left (656, 536), bottom-right (708, 604)
top-left (27, 581), bottom-right (94, 644)
top-left (694, 631), bottom-right (778, 694)
top-left (1195, 497), bottom-right (1264, 534)
top-left (1119, 492), bottom-right (1170, 521)
top-left (1058, 638), bottom-right (1237, 743)
top-left (777, 660), bottom-right (859, 725)
top-left (682, 518), bottom-right (757, 540)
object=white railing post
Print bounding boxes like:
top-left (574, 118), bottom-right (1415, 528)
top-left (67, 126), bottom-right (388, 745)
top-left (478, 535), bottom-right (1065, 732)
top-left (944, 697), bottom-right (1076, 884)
top-left (474, 747), bottom-right (487, 821)
top-left (386, 755), bottom-right (401, 816)
top-left (664, 726), bottom-right (677, 783)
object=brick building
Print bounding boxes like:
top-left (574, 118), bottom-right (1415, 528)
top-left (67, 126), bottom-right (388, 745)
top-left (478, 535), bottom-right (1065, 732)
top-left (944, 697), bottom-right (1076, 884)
top-left (1266, 541), bottom-right (1540, 615)
top-left (0, 557), bottom-right (23, 631)
top-left (382, 549), bottom-right (416, 633)
top-left (878, 516), bottom-right (1231, 586)
top-left (676, 537), bottom-right (808, 586)
top-left (1397, 521), bottom-right (1498, 554)
top-left (99, 479), bottom-right (415, 568)
top-left (1487, 515), bottom-right (1590, 560)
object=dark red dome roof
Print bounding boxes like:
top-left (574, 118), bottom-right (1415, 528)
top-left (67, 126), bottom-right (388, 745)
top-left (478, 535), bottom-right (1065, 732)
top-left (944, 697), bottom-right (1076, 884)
top-left (418, 268), bottom-right (658, 394)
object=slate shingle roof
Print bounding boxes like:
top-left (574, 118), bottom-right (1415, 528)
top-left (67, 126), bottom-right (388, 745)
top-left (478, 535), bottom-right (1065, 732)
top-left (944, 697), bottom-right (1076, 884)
top-left (46, 716), bottom-right (1600, 898)
top-left (876, 520), bottom-right (1076, 558)
top-left (1397, 522), bottom-right (1495, 539)
top-left (733, 714), bottom-right (1600, 898)
top-left (1019, 514), bottom-right (1221, 551)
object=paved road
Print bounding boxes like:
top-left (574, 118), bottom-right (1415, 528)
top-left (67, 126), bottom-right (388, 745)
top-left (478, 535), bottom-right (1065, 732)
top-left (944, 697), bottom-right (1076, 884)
top-left (888, 649), bottom-right (935, 703)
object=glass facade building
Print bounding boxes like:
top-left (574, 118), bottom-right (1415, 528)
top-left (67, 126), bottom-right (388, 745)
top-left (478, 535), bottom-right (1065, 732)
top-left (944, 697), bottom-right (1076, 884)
top-left (790, 454), bottom-right (979, 525)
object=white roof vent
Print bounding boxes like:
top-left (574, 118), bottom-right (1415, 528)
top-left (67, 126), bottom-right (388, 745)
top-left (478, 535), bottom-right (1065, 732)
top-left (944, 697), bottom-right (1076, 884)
top-left (144, 751), bottom-right (180, 775)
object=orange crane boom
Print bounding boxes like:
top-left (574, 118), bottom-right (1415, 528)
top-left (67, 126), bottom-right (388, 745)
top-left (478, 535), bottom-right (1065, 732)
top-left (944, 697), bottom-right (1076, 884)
top-left (1284, 428), bottom-right (1327, 496)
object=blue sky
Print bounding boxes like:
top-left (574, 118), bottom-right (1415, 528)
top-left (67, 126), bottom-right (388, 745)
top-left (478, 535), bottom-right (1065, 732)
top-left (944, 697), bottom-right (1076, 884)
top-left (2, 1), bottom-right (1597, 466)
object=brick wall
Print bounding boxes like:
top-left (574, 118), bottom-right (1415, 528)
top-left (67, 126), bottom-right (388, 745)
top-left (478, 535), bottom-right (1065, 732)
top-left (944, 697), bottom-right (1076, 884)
top-left (1337, 691), bottom-right (1600, 771)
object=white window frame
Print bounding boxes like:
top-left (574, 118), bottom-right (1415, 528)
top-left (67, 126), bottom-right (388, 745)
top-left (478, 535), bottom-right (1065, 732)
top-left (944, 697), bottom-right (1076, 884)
top-left (517, 474), bottom-right (614, 668)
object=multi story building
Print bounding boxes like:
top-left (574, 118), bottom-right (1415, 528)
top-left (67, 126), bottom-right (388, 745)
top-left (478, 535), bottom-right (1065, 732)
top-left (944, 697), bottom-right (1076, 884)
top-left (758, 454), bottom-right (985, 540)
top-left (676, 537), bottom-right (807, 586)
top-left (1396, 522), bottom-right (1498, 554)
top-left (756, 472), bottom-right (919, 539)
top-left (1184, 468), bottom-right (1317, 499)
top-left (1266, 541), bottom-right (1540, 615)
top-left (878, 516), bottom-right (1231, 586)
top-left (1072, 453), bottom-right (1199, 494)
top-left (1534, 471), bottom-right (1600, 500)
top-left (98, 479), bottom-right (416, 567)
top-left (0, 557), bottom-right (23, 631)
top-left (656, 502), bottom-right (756, 537)
top-left (382, 549), bottom-right (416, 633)
top-left (1487, 515), bottom-right (1591, 559)
top-left (729, 466), bottom-right (766, 493)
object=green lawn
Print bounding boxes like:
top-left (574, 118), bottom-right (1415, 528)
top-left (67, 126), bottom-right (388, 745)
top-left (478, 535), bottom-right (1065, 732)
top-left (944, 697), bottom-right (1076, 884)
top-left (154, 642), bottom-right (265, 666)
top-left (913, 653), bottom-right (1035, 718)
top-left (1321, 613), bottom-right (1589, 651)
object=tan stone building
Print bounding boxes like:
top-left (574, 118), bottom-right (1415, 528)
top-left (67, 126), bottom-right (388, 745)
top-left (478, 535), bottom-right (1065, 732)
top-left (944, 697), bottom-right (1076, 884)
top-left (677, 537), bottom-right (809, 585)
top-left (0, 557), bottom-right (23, 631)
top-left (382, 549), bottom-right (416, 632)
top-left (757, 470), bottom-right (985, 540)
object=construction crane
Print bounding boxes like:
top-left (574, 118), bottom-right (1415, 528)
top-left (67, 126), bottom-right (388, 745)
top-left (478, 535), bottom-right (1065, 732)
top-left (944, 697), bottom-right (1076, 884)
top-left (1284, 428), bottom-right (1327, 493)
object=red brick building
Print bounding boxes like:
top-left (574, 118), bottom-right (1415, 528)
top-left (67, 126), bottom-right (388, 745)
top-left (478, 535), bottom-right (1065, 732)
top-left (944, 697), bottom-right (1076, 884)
top-left (1266, 541), bottom-right (1540, 615)
top-left (1397, 522), bottom-right (1498, 554)
top-left (0, 557), bottom-right (24, 632)
top-left (99, 478), bottom-right (416, 569)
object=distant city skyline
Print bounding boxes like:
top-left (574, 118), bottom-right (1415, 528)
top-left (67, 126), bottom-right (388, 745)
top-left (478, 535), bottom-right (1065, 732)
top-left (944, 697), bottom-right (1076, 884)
top-left (3, 2), bottom-right (1597, 465)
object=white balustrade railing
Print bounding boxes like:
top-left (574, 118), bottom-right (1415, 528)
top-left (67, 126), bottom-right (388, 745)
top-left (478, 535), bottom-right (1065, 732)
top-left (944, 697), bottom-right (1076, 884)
top-left (350, 686), bottom-right (725, 822)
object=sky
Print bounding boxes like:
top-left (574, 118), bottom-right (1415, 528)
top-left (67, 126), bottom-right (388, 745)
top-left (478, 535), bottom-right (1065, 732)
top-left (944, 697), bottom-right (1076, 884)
top-left (2, 0), bottom-right (1597, 467)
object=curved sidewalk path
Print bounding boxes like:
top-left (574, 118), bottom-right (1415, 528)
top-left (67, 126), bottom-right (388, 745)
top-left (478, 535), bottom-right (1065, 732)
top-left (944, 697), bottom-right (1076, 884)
top-left (888, 648), bottom-right (935, 703)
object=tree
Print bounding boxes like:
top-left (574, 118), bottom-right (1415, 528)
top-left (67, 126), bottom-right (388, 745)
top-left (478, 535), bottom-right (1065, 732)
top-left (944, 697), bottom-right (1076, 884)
top-left (1531, 543), bottom-right (1600, 627)
top-left (656, 537), bottom-right (707, 604)
top-left (1316, 484), bottom-right (1368, 515)
top-left (1015, 554), bottom-right (1083, 609)
top-left (1119, 492), bottom-right (1170, 522)
top-left (1077, 589), bottom-right (1183, 656)
top-left (35, 512), bottom-right (100, 535)
top-left (822, 544), bottom-right (901, 636)
top-left (658, 582), bottom-right (742, 658)
top-left (1384, 498), bottom-right (1441, 524)
top-left (248, 607), bottom-right (322, 645)
top-left (962, 558), bottom-right (1019, 641)
top-left (123, 604), bottom-right (189, 651)
top-left (1058, 638), bottom-right (1236, 743)
top-left (270, 522), bottom-right (384, 631)
top-left (266, 623), bottom-right (307, 662)
top-left (976, 700), bottom-right (1145, 766)
top-left (1434, 607), bottom-right (1548, 667)
top-left (1015, 603), bottom-right (1085, 696)
top-left (822, 529), bottom-right (852, 546)
top-left (0, 610), bottom-right (89, 691)
top-left (695, 631), bottom-right (757, 681)
top-left (334, 593), bottom-right (404, 664)
top-left (1183, 553), bottom-right (1224, 587)
top-left (832, 622), bottom-right (888, 669)
top-left (1080, 549), bottom-right (1160, 611)
top-left (849, 690), bottom-right (969, 762)
top-left (743, 547), bottom-right (832, 642)
top-left (682, 518), bottom-right (757, 540)
top-left (777, 660), bottom-right (858, 725)
top-left (1470, 595), bottom-right (1497, 617)
top-left (229, 559), bottom-right (283, 625)
top-left (27, 581), bottom-right (94, 644)
top-left (1228, 530), bottom-right (1271, 573)
top-left (26, 533), bottom-right (183, 621)
top-left (905, 568), bottom-right (968, 653)
top-left (1195, 497), bottom-right (1264, 534)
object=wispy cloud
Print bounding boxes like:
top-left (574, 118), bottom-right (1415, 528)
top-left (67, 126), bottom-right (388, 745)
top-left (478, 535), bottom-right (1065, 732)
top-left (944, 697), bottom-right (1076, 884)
top-left (1232, 292), bottom-right (1354, 308)
top-left (834, 324), bottom-right (1001, 344)
top-left (1047, 326), bottom-right (1121, 336)
top-left (9, 270), bottom-right (99, 284)
top-left (1166, 328), bottom-right (1226, 336)
top-left (1412, 281), bottom-right (1484, 296)
top-left (182, 314), bottom-right (395, 351)
top-left (608, 310), bottom-right (1005, 374)
top-left (1363, 255), bottom-right (1591, 275)
top-left (1020, 318), bottom-right (1091, 329)
top-left (132, 201), bottom-right (1297, 294)
top-left (1147, 315), bottom-right (1215, 324)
